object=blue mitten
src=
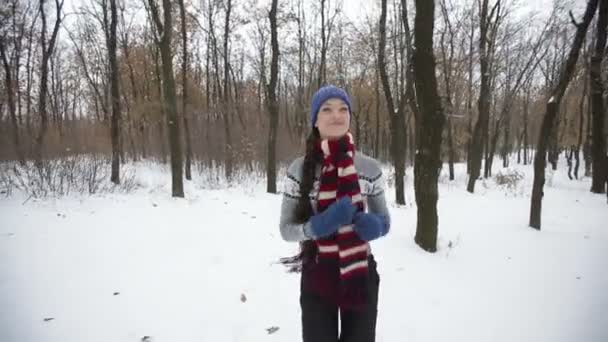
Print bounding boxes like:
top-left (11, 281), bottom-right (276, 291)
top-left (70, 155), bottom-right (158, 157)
top-left (309, 197), bottom-right (357, 238)
top-left (353, 212), bottom-right (389, 241)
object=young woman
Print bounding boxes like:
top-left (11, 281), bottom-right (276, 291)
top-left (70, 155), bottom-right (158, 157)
top-left (279, 85), bottom-right (391, 342)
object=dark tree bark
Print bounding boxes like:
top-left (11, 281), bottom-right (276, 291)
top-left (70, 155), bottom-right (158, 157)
top-left (401, 0), bottom-right (419, 122)
top-left (439, 0), bottom-right (456, 181)
top-left (0, 36), bottom-right (25, 164)
top-left (466, 11), bottom-right (475, 174)
top-left (413, 0), bottom-right (445, 253)
top-left (468, 0), bottom-right (500, 193)
top-left (575, 59), bottom-right (588, 180)
top-left (109, 0), bottom-right (121, 184)
top-left (266, 0), bottom-right (279, 194)
top-left (319, 0), bottom-right (327, 87)
top-left (177, 0), bottom-right (193, 181)
top-left (530, 0), bottom-right (598, 229)
top-left (379, 0), bottom-right (407, 205)
top-left (522, 80), bottom-right (531, 165)
top-left (35, 0), bottom-right (64, 168)
top-left (223, 0), bottom-right (233, 181)
top-left (374, 68), bottom-right (381, 159)
top-left (590, 0), bottom-right (608, 193)
top-left (148, 0), bottom-right (184, 197)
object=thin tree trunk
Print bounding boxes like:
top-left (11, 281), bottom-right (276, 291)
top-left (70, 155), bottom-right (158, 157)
top-left (467, 0), bottom-right (495, 193)
top-left (530, 0), bottom-right (597, 229)
top-left (466, 12), bottom-right (475, 174)
top-left (109, 0), bottom-right (121, 184)
top-left (178, 0), bottom-right (192, 181)
top-left (148, 0), bottom-right (184, 197)
top-left (266, 0), bottom-right (279, 194)
top-left (318, 0), bottom-right (327, 88)
top-left (590, 0), bottom-right (608, 193)
top-left (374, 68), bottom-right (381, 159)
top-left (223, 0), bottom-right (233, 181)
top-left (35, 0), bottom-right (64, 168)
top-left (523, 85), bottom-right (530, 165)
top-left (575, 65), bottom-right (588, 179)
top-left (379, 0), bottom-right (406, 205)
top-left (0, 38), bottom-right (25, 164)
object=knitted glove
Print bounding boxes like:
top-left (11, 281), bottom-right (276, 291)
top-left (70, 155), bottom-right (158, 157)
top-left (309, 197), bottom-right (357, 238)
top-left (353, 212), bottom-right (389, 241)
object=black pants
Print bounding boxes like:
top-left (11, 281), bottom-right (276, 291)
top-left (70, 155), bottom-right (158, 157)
top-left (300, 255), bottom-right (380, 342)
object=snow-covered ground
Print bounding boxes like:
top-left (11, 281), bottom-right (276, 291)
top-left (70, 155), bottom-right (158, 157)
top-left (1, 159), bottom-right (607, 342)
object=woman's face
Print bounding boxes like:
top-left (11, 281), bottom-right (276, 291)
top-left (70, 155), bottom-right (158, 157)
top-left (315, 98), bottom-right (351, 140)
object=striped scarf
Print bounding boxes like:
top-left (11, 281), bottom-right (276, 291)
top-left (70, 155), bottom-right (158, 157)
top-left (308, 132), bottom-right (369, 310)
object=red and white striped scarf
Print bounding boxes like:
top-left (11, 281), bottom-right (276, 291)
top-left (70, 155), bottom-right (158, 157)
top-left (312, 132), bottom-right (369, 309)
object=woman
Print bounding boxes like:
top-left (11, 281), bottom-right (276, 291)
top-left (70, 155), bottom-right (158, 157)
top-left (279, 85), bottom-right (391, 342)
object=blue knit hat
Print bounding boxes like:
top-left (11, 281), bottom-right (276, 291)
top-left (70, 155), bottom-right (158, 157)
top-left (310, 85), bottom-right (352, 127)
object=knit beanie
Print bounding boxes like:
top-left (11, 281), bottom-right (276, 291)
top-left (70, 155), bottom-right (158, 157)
top-left (310, 85), bottom-right (352, 127)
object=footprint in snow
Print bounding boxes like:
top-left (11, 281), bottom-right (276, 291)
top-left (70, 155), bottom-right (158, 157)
top-left (266, 326), bottom-right (280, 334)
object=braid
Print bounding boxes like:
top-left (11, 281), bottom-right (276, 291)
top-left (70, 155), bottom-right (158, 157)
top-left (295, 128), bottom-right (320, 222)
top-left (281, 128), bottom-right (320, 272)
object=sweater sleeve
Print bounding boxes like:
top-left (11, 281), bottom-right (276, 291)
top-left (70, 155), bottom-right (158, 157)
top-left (367, 167), bottom-right (391, 236)
top-left (279, 158), bottom-right (314, 242)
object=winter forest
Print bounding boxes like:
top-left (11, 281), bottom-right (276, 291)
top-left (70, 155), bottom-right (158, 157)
top-left (1, 0), bottom-right (607, 341)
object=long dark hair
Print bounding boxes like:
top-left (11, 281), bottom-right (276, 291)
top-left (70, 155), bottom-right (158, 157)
top-left (281, 128), bottom-right (321, 272)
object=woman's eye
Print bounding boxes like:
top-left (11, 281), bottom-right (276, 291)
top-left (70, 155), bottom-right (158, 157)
top-left (321, 107), bottom-right (331, 112)
top-left (340, 107), bottom-right (348, 112)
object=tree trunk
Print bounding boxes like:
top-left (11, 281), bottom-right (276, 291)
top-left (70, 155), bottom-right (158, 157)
top-left (148, 0), bottom-right (184, 197)
top-left (109, 0), bottom-right (121, 184)
top-left (152, 48), bottom-right (167, 163)
top-left (266, 0), bottom-right (280, 194)
top-left (223, 0), bottom-right (233, 182)
top-left (379, 0), bottom-right (406, 205)
top-left (35, 0), bottom-right (63, 168)
top-left (466, 12), bottom-right (475, 175)
top-left (374, 69), bottom-right (381, 159)
top-left (318, 0), bottom-right (327, 88)
top-left (402, 4), bottom-right (419, 120)
top-left (178, 0), bottom-right (192, 181)
top-left (413, 0), bottom-right (445, 253)
top-left (448, 115), bottom-right (455, 180)
top-left (575, 62), bottom-right (588, 180)
top-left (590, 0), bottom-right (608, 193)
top-left (467, 0), bottom-right (494, 193)
top-left (0, 37), bottom-right (25, 164)
top-left (530, 0), bottom-right (597, 229)
top-left (502, 110), bottom-right (511, 168)
top-left (523, 85), bottom-right (530, 165)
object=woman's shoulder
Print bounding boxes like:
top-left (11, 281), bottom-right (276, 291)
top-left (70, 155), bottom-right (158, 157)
top-left (286, 156), bottom-right (305, 183)
top-left (354, 152), bottom-right (383, 182)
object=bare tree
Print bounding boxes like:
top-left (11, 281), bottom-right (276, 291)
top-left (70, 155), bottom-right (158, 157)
top-left (413, 0), bottom-right (445, 252)
top-left (177, 0), bottom-right (193, 181)
top-left (0, 0), bottom-right (34, 164)
top-left (35, 0), bottom-right (65, 168)
top-left (574, 45), bottom-right (589, 179)
top-left (487, 17), bottom-right (552, 173)
top-left (467, 0), bottom-right (502, 193)
top-left (530, 0), bottom-right (598, 229)
top-left (590, 0), bottom-right (607, 194)
top-left (266, 0), bottom-right (279, 194)
top-left (438, 0), bottom-right (464, 181)
top-left (223, 0), bottom-right (233, 181)
top-left (379, 0), bottom-right (407, 205)
top-left (147, 0), bottom-right (184, 197)
top-left (109, 0), bottom-right (120, 184)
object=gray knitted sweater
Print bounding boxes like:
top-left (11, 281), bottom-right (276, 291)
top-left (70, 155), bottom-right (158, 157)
top-left (279, 152), bottom-right (391, 242)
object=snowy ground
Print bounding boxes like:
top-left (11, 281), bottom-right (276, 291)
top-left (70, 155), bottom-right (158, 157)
top-left (1, 159), bottom-right (607, 342)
